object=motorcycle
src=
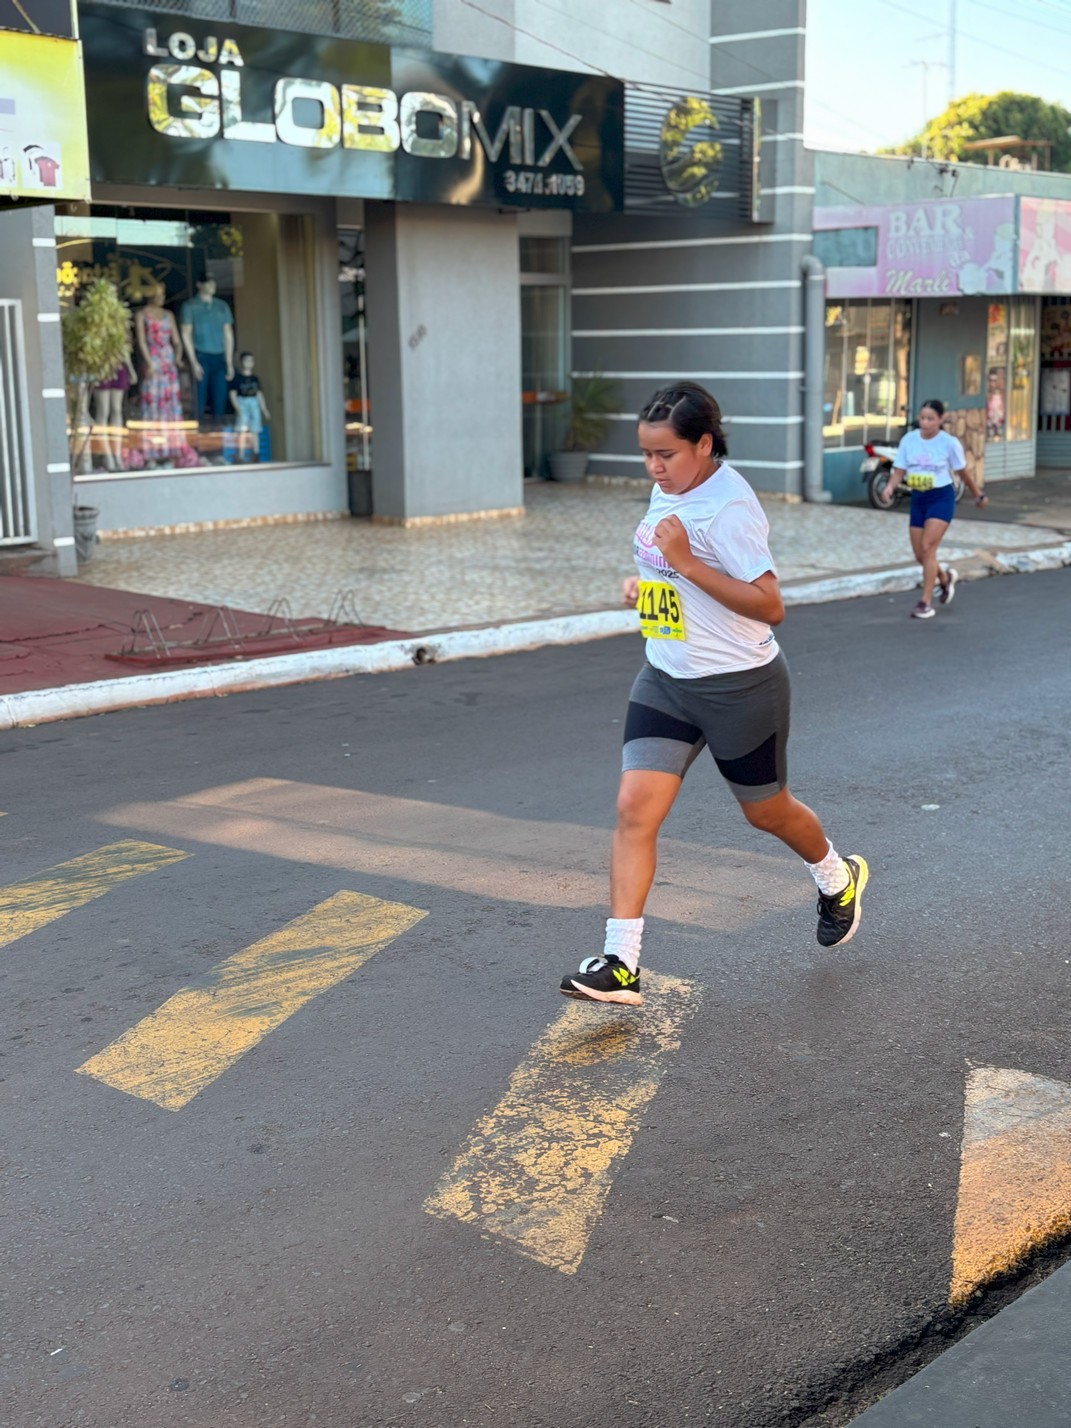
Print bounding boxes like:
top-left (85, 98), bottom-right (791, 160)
top-left (861, 442), bottom-right (965, 510)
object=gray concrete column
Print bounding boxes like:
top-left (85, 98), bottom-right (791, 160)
top-left (363, 202), bottom-right (523, 523)
top-left (0, 205), bottom-right (75, 574)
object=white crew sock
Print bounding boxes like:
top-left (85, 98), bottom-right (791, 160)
top-left (804, 841), bottom-right (850, 897)
top-left (603, 917), bottom-right (644, 974)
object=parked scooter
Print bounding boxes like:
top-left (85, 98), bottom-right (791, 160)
top-left (861, 441), bottom-right (965, 509)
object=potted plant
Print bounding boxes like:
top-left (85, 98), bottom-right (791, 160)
top-left (61, 278), bottom-right (131, 561)
top-left (548, 372), bottom-right (620, 482)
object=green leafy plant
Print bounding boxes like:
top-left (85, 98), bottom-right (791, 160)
top-left (883, 92), bottom-right (1071, 170)
top-left (561, 372), bottom-right (620, 452)
top-left (61, 278), bottom-right (131, 477)
top-left (62, 277), bottom-right (130, 382)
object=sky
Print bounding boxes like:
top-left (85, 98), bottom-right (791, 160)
top-left (804, 0), bottom-right (1071, 153)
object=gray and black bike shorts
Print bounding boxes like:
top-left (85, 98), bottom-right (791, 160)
top-left (622, 653), bottom-right (790, 804)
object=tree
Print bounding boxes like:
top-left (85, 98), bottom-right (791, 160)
top-left (885, 92), bottom-right (1071, 171)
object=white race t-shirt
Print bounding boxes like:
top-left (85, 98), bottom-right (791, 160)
top-left (633, 462), bottom-right (779, 678)
top-left (893, 429), bottom-right (965, 490)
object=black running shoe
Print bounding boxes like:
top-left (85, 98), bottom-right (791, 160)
top-left (816, 854), bottom-right (869, 947)
top-left (560, 955), bottom-right (643, 1006)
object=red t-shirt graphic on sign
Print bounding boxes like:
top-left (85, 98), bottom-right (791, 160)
top-left (32, 154), bottom-right (61, 187)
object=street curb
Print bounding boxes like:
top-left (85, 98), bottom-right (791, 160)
top-left (0, 610), bottom-right (637, 730)
top-left (2, 541), bottom-right (1069, 730)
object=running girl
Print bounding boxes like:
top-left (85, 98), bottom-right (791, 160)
top-left (884, 399), bottom-right (988, 619)
top-left (560, 382), bottom-right (867, 1007)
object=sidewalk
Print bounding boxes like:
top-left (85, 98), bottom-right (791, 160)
top-left (849, 1260), bottom-right (1071, 1426)
top-left (69, 478), bottom-right (1068, 631)
top-left (1, 476), bottom-right (1069, 728)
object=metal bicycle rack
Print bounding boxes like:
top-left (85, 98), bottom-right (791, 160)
top-left (109, 590), bottom-right (368, 666)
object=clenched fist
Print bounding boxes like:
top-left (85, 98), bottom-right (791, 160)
top-left (652, 514), bottom-right (692, 572)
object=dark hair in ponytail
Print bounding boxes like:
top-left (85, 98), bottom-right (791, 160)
top-left (921, 398), bottom-right (945, 417)
top-left (639, 382), bottom-right (728, 458)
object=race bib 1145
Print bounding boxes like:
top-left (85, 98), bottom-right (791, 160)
top-left (637, 580), bottom-right (685, 640)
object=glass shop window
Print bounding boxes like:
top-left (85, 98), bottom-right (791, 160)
top-left (56, 205), bottom-right (321, 475)
top-left (823, 298), bottom-right (912, 448)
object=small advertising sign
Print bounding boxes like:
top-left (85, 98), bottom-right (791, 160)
top-left (0, 29), bottom-right (90, 202)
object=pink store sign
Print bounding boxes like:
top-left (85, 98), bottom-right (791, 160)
top-left (815, 197), bottom-right (1017, 298)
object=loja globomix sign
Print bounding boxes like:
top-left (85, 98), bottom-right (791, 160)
top-left (77, 3), bottom-right (625, 211)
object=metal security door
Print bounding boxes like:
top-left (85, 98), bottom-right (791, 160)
top-left (0, 299), bottom-right (38, 544)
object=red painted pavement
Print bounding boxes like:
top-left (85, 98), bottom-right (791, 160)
top-left (0, 576), bottom-right (409, 695)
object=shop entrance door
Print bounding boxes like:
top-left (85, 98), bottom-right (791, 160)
top-left (338, 228), bottom-right (372, 511)
top-left (520, 237), bottom-right (568, 479)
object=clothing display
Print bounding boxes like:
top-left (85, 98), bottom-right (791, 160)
top-left (180, 295), bottom-right (234, 419)
top-left (96, 362), bottom-right (131, 392)
top-left (232, 373), bottom-right (263, 435)
top-left (139, 310), bottom-right (183, 459)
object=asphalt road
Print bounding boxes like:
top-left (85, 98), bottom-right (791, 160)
top-left (2, 569), bottom-right (1069, 1428)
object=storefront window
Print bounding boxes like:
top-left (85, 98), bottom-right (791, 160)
top-left (1007, 298), bottom-right (1038, 444)
top-left (339, 228), bottom-right (371, 476)
top-left (823, 299), bottom-right (912, 448)
top-left (1038, 298), bottom-right (1071, 433)
top-left (985, 302), bottom-right (1007, 442)
top-left (56, 205), bottom-right (321, 474)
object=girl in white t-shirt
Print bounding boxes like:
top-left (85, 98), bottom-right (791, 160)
top-left (884, 399), bottom-right (988, 619)
top-left (560, 382), bottom-right (867, 1007)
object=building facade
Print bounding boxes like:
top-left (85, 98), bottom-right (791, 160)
top-left (815, 150), bottom-right (1071, 501)
top-left (1, 0), bottom-right (818, 574)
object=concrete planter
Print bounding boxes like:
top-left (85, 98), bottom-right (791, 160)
top-left (548, 451), bottom-right (590, 482)
top-left (73, 505), bottom-right (99, 563)
top-left (348, 469), bottom-right (373, 519)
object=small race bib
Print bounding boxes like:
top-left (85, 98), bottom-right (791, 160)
top-left (905, 472), bottom-right (935, 491)
top-left (637, 580), bottom-right (685, 640)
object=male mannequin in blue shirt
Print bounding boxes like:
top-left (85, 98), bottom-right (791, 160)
top-left (180, 276), bottom-right (235, 433)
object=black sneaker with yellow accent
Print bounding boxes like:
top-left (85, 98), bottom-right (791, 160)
top-left (560, 955), bottom-right (643, 1006)
top-left (816, 854), bottom-right (869, 947)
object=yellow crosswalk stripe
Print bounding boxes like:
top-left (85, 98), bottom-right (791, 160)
top-left (950, 1065), bottom-right (1071, 1305)
top-left (77, 890), bottom-right (427, 1111)
top-left (0, 840), bottom-right (189, 949)
top-left (425, 971), bottom-right (701, 1275)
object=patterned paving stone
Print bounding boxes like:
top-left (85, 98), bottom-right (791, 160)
top-left (74, 481), bottom-right (1061, 631)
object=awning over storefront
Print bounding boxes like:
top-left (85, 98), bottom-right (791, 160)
top-left (815, 194), bottom-right (1071, 300)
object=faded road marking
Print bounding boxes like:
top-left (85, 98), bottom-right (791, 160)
top-left (78, 890), bottom-right (427, 1111)
top-left (100, 778), bottom-right (810, 932)
top-left (0, 840), bottom-right (189, 949)
top-left (950, 1064), bottom-right (1071, 1305)
top-left (424, 971), bottom-right (701, 1275)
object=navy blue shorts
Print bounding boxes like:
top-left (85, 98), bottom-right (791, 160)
top-left (909, 485), bottom-right (956, 528)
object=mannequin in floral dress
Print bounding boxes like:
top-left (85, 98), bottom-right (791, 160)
top-left (135, 282), bottom-right (186, 466)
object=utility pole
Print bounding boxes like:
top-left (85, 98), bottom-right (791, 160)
top-left (948, 0), bottom-right (957, 103)
top-left (909, 59), bottom-right (947, 149)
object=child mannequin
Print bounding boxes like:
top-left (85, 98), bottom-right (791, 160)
top-left (229, 351), bottom-right (270, 462)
